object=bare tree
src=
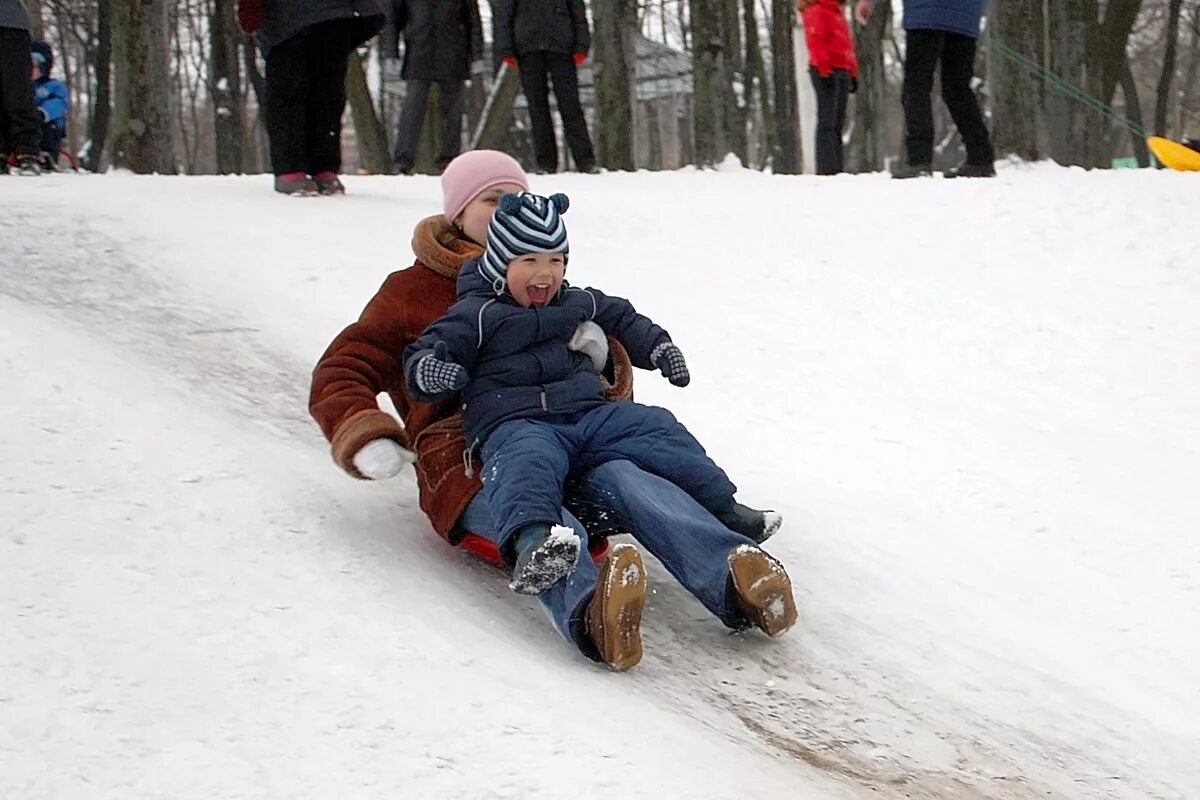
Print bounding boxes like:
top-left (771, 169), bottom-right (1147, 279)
top-left (593, 0), bottom-right (638, 169)
top-left (690, 0), bottom-right (726, 165)
top-left (848, 0), bottom-right (891, 171)
top-left (346, 51), bottom-right (391, 174)
top-left (211, 0), bottom-right (245, 174)
top-left (769, 0), bottom-right (799, 172)
top-left (111, 0), bottom-right (176, 173)
top-left (990, 0), bottom-right (1042, 160)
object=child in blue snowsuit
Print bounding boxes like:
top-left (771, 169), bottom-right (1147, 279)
top-left (31, 41), bottom-right (68, 169)
top-left (404, 192), bottom-right (783, 597)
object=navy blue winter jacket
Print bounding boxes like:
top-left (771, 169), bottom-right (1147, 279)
top-left (404, 259), bottom-right (671, 449)
top-left (257, 0), bottom-right (385, 57)
top-left (903, 0), bottom-right (986, 39)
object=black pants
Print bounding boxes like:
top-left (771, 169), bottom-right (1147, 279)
top-left (265, 19), bottom-right (359, 176)
top-left (0, 27), bottom-right (40, 157)
top-left (41, 121), bottom-right (63, 157)
top-left (810, 67), bottom-right (852, 175)
top-left (393, 78), bottom-right (466, 173)
top-left (516, 51), bottom-right (594, 173)
top-left (902, 29), bottom-right (994, 166)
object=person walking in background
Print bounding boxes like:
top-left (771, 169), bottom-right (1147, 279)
top-left (797, 0), bottom-right (858, 175)
top-left (237, 0), bottom-right (385, 195)
top-left (382, 0), bottom-right (483, 175)
top-left (855, 0), bottom-right (995, 178)
top-left (0, 0), bottom-right (42, 175)
top-left (31, 40), bottom-right (69, 171)
top-left (493, 0), bottom-right (596, 174)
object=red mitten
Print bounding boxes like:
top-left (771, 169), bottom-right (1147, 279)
top-left (236, 0), bottom-right (266, 35)
top-left (573, 51), bottom-right (587, 66)
top-left (503, 56), bottom-right (517, 70)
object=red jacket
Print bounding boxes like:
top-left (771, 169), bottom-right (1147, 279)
top-left (802, 0), bottom-right (858, 78)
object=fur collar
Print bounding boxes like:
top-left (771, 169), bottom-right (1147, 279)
top-left (411, 215), bottom-right (484, 279)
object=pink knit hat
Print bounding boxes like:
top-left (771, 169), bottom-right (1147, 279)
top-left (441, 150), bottom-right (530, 224)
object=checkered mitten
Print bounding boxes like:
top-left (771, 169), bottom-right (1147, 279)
top-left (413, 341), bottom-right (469, 398)
top-left (650, 341), bottom-right (690, 387)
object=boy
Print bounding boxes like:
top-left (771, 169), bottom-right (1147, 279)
top-left (404, 192), bottom-right (786, 607)
top-left (31, 41), bottom-right (68, 170)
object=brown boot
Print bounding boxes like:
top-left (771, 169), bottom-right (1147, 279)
top-left (585, 543), bottom-right (647, 671)
top-left (728, 545), bottom-right (797, 638)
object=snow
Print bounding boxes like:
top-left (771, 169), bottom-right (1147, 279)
top-left (2, 164), bottom-right (1198, 799)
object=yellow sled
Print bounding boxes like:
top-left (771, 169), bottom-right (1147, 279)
top-left (1147, 136), bottom-right (1200, 172)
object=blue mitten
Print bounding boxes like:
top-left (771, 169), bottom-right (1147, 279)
top-left (650, 341), bottom-right (690, 387)
top-left (413, 341), bottom-right (469, 397)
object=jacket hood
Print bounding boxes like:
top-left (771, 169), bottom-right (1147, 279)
top-left (31, 40), bottom-right (53, 79)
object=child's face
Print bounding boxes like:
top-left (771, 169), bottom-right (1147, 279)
top-left (506, 252), bottom-right (565, 308)
top-left (31, 58), bottom-right (40, 78)
top-left (455, 183), bottom-right (526, 245)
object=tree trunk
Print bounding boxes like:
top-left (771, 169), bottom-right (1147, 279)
top-left (689, 0), bottom-right (725, 166)
top-left (769, 0), bottom-right (799, 173)
top-left (848, 0), bottom-right (890, 171)
top-left (345, 51), bottom-right (391, 174)
top-left (990, 0), bottom-right (1041, 160)
top-left (210, 0), bottom-right (244, 174)
top-left (742, 0), bottom-right (771, 168)
top-left (593, 0), bottom-right (637, 170)
top-left (1154, 0), bottom-right (1184, 139)
top-left (242, 38), bottom-right (268, 172)
top-left (473, 64), bottom-right (522, 151)
top-left (1118, 58), bottom-right (1150, 166)
top-left (1045, 0), bottom-right (1094, 166)
top-left (111, 0), bottom-right (175, 173)
top-left (721, 0), bottom-right (746, 164)
top-left (83, 0), bottom-right (113, 172)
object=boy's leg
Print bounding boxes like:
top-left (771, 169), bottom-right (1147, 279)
top-left (576, 402), bottom-right (737, 515)
top-left (832, 69), bottom-right (852, 173)
top-left (434, 79), bottom-right (466, 171)
top-left (264, 30), bottom-right (311, 175)
top-left (810, 66), bottom-right (841, 175)
top-left (901, 28), bottom-right (942, 167)
top-left (392, 79), bottom-right (431, 173)
top-left (458, 492), bottom-right (599, 650)
top-left (0, 28), bottom-right (40, 157)
top-left (578, 459), bottom-right (761, 628)
top-left (481, 420), bottom-right (577, 563)
top-left (515, 51), bottom-right (558, 173)
top-left (303, 19), bottom-right (353, 176)
top-left (939, 32), bottom-right (994, 166)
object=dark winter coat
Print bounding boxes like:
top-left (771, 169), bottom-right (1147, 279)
top-left (257, 0), bottom-right (385, 57)
top-left (492, 0), bottom-right (590, 60)
top-left (903, 0), bottom-right (986, 39)
top-left (802, 0), bottom-right (858, 78)
top-left (32, 41), bottom-right (68, 127)
top-left (308, 215), bottom-right (634, 541)
top-left (0, 0), bottom-right (30, 30)
top-left (404, 259), bottom-right (669, 449)
top-left (381, 0), bottom-right (482, 81)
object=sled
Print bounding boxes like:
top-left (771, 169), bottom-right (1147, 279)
top-left (1147, 136), bottom-right (1200, 172)
top-left (459, 531), bottom-right (611, 568)
top-left (4, 148), bottom-right (79, 172)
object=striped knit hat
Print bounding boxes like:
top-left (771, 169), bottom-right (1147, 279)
top-left (480, 192), bottom-right (570, 293)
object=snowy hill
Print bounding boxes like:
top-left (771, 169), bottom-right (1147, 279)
top-left (2, 165), bottom-right (1197, 799)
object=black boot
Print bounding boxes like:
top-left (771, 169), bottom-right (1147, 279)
top-left (509, 524), bottom-right (581, 595)
top-left (944, 161), bottom-right (996, 178)
top-left (891, 161), bottom-right (933, 180)
top-left (714, 502), bottom-right (782, 545)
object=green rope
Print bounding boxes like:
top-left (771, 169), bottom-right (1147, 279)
top-left (984, 37), bottom-right (1147, 140)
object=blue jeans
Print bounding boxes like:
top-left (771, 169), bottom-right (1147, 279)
top-left (459, 459), bottom-right (756, 656)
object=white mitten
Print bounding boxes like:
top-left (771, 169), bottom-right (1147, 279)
top-left (353, 439), bottom-right (415, 480)
top-left (569, 320), bottom-right (609, 372)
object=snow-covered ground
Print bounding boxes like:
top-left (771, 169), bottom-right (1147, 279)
top-left (2, 164), bottom-right (1197, 799)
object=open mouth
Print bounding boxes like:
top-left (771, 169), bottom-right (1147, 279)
top-left (527, 283), bottom-right (552, 305)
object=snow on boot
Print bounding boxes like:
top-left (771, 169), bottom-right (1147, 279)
top-left (728, 545), bottom-right (797, 638)
top-left (509, 524), bottom-right (581, 595)
top-left (715, 501), bottom-right (781, 544)
top-left (585, 543), bottom-right (646, 671)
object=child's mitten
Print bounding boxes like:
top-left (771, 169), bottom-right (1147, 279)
top-left (650, 341), bottom-right (690, 387)
top-left (412, 341), bottom-right (469, 397)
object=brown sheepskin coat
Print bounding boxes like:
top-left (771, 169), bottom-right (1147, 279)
top-left (308, 215), bottom-right (634, 541)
